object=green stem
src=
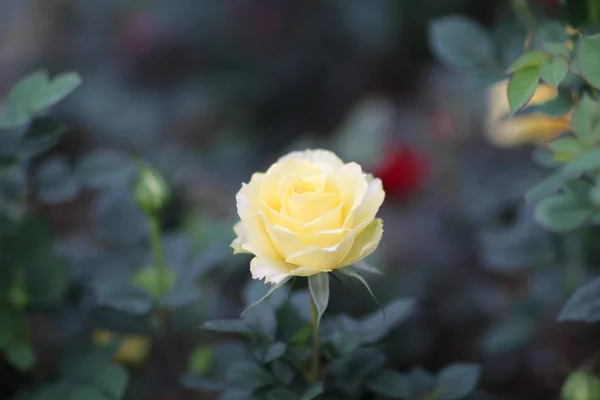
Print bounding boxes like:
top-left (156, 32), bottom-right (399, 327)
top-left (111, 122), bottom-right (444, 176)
top-left (564, 232), bottom-right (584, 297)
top-left (589, 0), bottom-right (600, 24)
top-left (511, 0), bottom-right (538, 33)
top-left (309, 297), bottom-right (320, 383)
top-left (149, 214), bottom-right (168, 300)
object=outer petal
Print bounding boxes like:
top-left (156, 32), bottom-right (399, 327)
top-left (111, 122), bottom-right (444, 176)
top-left (236, 173), bottom-right (280, 259)
top-left (347, 176), bottom-right (385, 229)
top-left (278, 149), bottom-right (344, 169)
top-left (250, 256), bottom-right (294, 284)
top-left (341, 218), bottom-right (383, 267)
top-left (231, 221), bottom-right (252, 254)
top-left (336, 163), bottom-right (368, 226)
top-left (284, 230), bottom-right (356, 270)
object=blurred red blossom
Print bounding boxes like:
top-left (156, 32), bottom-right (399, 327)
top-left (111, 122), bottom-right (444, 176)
top-left (373, 144), bottom-right (430, 200)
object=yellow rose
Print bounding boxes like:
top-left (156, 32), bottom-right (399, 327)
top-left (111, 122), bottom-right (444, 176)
top-left (232, 149), bottom-right (384, 284)
top-left (485, 79), bottom-right (571, 147)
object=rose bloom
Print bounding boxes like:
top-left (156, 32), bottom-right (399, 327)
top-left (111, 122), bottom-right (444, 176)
top-left (232, 149), bottom-right (384, 284)
top-left (485, 79), bottom-right (570, 147)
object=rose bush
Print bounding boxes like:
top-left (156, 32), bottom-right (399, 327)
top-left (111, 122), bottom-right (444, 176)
top-left (231, 149), bottom-right (384, 284)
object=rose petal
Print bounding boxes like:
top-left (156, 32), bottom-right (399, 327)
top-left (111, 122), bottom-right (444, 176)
top-left (250, 256), bottom-right (294, 284)
top-left (278, 149), bottom-right (345, 169)
top-left (236, 173), bottom-right (280, 259)
top-left (346, 176), bottom-right (385, 229)
top-left (231, 221), bottom-right (252, 254)
top-left (285, 192), bottom-right (340, 222)
top-left (284, 230), bottom-right (356, 270)
top-left (341, 218), bottom-right (383, 267)
top-left (336, 163), bottom-right (368, 225)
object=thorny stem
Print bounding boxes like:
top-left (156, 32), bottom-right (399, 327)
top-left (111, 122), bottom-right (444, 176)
top-left (309, 296), bottom-right (320, 383)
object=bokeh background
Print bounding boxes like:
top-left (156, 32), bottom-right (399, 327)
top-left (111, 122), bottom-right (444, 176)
top-left (1, 0), bottom-right (597, 399)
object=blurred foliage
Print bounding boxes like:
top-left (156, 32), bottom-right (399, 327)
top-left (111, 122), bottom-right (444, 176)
top-left (4, 0), bottom-right (600, 399)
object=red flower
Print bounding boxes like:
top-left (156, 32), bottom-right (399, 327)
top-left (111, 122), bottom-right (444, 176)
top-left (373, 145), bottom-right (430, 200)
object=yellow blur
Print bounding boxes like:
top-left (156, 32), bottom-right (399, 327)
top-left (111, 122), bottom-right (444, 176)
top-left (93, 330), bottom-right (151, 366)
top-left (485, 80), bottom-right (571, 147)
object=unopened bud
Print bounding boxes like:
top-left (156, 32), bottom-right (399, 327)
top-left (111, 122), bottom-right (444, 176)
top-left (133, 164), bottom-right (169, 215)
top-left (562, 371), bottom-right (600, 400)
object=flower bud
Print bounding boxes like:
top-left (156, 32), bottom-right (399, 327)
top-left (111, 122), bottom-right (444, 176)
top-left (562, 371), bottom-right (600, 400)
top-left (133, 164), bottom-right (169, 215)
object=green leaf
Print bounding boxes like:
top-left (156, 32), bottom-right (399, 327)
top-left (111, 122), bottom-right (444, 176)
top-left (590, 183), bottom-right (600, 205)
top-left (507, 67), bottom-right (540, 114)
top-left (244, 304), bottom-right (277, 340)
top-left (201, 319), bottom-right (252, 335)
top-left (437, 363), bottom-right (481, 400)
top-left (578, 34), bottom-right (600, 89)
top-left (266, 388), bottom-right (299, 400)
top-left (308, 273), bottom-right (330, 329)
top-left (0, 71), bottom-right (49, 128)
top-left (225, 361), bottom-right (274, 389)
top-left (353, 260), bottom-right (384, 275)
top-left (558, 277), bottom-right (600, 322)
top-left (540, 57), bottom-right (569, 87)
top-left (366, 369), bottom-right (410, 398)
top-left (241, 277), bottom-right (290, 317)
top-left (535, 192), bottom-right (595, 232)
top-left (524, 170), bottom-right (579, 202)
top-left (528, 94), bottom-right (573, 117)
top-left (76, 151), bottom-right (136, 189)
top-left (253, 341), bottom-right (286, 363)
top-left (506, 50), bottom-right (548, 73)
top-left (30, 72), bottom-right (82, 112)
top-left (338, 267), bottom-right (380, 306)
top-left (5, 342), bottom-right (35, 371)
top-left (20, 117), bottom-right (67, 159)
top-left (93, 364), bottom-right (128, 399)
top-left (407, 368), bottom-right (436, 400)
top-left (96, 286), bottom-right (153, 315)
top-left (301, 383), bottom-right (324, 400)
top-left (428, 16), bottom-right (495, 68)
top-left (571, 96), bottom-right (600, 145)
top-left (35, 156), bottom-right (80, 204)
top-left (563, 148), bottom-right (600, 174)
top-left (548, 137), bottom-right (586, 154)
top-left (543, 42), bottom-right (570, 57)
top-left (0, 311), bottom-right (13, 348)
top-left (360, 298), bottom-right (415, 343)
top-left (329, 331), bottom-right (362, 357)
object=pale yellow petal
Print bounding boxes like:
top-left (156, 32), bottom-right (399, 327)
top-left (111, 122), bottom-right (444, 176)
top-left (341, 218), bottom-right (383, 267)
top-left (250, 256), bottom-right (294, 284)
top-left (285, 192), bottom-right (340, 222)
top-left (277, 149), bottom-right (345, 169)
top-left (231, 221), bottom-right (252, 254)
top-left (347, 177), bottom-right (385, 228)
top-left (298, 203), bottom-right (343, 234)
top-left (284, 230), bottom-right (356, 270)
top-left (336, 162), bottom-right (368, 226)
top-left (236, 173), bottom-right (279, 259)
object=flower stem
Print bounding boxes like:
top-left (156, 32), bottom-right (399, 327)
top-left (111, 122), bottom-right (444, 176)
top-left (149, 214), bottom-right (168, 299)
top-left (511, 0), bottom-right (538, 33)
top-left (309, 296), bottom-right (320, 383)
top-left (589, 0), bottom-right (600, 24)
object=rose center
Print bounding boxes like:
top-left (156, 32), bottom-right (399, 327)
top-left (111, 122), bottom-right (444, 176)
top-left (293, 179), bottom-right (317, 194)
